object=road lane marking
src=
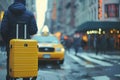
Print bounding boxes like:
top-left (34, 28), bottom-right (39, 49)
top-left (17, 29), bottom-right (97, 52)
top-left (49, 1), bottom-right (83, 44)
top-left (92, 76), bottom-right (110, 80)
top-left (102, 54), bottom-right (120, 59)
top-left (115, 74), bottom-right (120, 77)
top-left (67, 53), bottom-right (95, 68)
top-left (79, 54), bottom-right (113, 66)
top-left (86, 53), bottom-right (120, 65)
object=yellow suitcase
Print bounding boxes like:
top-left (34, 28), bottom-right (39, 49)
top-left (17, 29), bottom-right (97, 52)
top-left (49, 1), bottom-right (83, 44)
top-left (9, 24), bottom-right (38, 78)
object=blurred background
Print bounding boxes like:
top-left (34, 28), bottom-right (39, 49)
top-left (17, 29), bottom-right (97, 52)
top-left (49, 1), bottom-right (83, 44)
top-left (0, 0), bottom-right (120, 80)
top-left (0, 0), bottom-right (120, 51)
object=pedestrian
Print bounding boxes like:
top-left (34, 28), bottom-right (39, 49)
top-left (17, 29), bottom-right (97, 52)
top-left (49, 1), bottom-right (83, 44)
top-left (0, 0), bottom-right (38, 80)
top-left (73, 33), bottom-right (81, 56)
top-left (95, 35), bottom-right (102, 55)
top-left (109, 36), bottom-right (115, 51)
top-left (101, 35), bottom-right (107, 54)
top-left (93, 35), bottom-right (97, 51)
top-left (65, 36), bottom-right (73, 53)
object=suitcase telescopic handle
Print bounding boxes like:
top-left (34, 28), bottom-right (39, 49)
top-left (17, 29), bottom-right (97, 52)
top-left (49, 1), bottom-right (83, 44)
top-left (16, 24), bottom-right (19, 39)
top-left (16, 24), bottom-right (27, 39)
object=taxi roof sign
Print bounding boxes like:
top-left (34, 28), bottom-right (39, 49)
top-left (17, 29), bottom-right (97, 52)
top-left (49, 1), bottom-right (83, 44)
top-left (42, 25), bottom-right (49, 32)
top-left (41, 25), bottom-right (50, 36)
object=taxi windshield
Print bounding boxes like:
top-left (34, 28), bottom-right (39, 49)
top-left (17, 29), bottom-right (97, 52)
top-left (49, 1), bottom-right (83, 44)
top-left (33, 36), bottom-right (60, 43)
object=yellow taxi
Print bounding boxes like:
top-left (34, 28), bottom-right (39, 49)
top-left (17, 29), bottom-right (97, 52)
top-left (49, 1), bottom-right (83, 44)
top-left (31, 32), bottom-right (65, 64)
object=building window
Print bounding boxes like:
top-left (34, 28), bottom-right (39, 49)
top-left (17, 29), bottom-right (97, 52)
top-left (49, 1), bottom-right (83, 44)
top-left (105, 4), bottom-right (119, 18)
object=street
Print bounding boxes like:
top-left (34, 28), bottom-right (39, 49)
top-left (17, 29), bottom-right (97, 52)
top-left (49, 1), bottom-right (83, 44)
top-left (0, 48), bottom-right (120, 80)
top-left (0, 0), bottom-right (120, 80)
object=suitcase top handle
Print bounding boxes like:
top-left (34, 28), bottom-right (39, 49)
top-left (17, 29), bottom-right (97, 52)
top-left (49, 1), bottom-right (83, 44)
top-left (16, 24), bottom-right (27, 39)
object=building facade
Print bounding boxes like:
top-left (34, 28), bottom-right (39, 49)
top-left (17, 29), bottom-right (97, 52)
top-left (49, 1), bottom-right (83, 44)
top-left (75, 0), bottom-right (120, 28)
top-left (75, 0), bottom-right (99, 27)
top-left (46, 0), bottom-right (76, 35)
top-left (75, 0), bottom-right (120, 50)
top-left (45, 0), bottom-right (55, 33)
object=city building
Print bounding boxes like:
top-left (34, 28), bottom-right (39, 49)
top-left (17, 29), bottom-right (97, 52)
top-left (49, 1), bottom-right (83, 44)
top-left (75, 0), bottom-right (98, 27)
top-left (75, 0), bottom-right (120, 50)
top-left (45, 0), bottom-right (55, 33)
top-left (75, 0), bottom-right (120, 31)
top-left (45, 0), bottom-right (120, 49)
top-left (60, 0), bottom-right (76, 35)
top-left (46, 0), bottom-right (76, 35)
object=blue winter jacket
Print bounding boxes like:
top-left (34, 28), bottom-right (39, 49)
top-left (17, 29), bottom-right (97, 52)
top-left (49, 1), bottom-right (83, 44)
top-left (0, 3), bottom-right (38, 44)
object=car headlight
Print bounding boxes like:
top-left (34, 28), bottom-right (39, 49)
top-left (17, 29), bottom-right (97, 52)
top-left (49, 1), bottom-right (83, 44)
top-left (56, 48), bottom-right (65, 52)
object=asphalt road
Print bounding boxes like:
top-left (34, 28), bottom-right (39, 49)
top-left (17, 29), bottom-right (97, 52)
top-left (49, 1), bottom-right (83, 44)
top-left (0, 49), bottom-right (120, 80)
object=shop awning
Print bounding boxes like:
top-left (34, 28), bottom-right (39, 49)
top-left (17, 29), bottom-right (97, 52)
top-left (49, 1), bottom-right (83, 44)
top-left (76, 21), bottom-right (120, 32)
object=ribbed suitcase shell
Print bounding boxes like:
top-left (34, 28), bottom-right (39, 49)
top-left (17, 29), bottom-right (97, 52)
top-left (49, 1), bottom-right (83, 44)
top-left (9, 39), bottom-right (38, 78)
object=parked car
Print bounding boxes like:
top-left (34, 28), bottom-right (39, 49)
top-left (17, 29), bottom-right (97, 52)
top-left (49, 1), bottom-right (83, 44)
top-left (31, 32), bottom-right (65, 64)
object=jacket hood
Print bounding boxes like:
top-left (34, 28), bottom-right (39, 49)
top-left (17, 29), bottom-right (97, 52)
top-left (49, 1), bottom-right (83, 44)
top-left (14, 0), bottom-right (26, 5)
top-left (8, 3), bottom-right (26, 16)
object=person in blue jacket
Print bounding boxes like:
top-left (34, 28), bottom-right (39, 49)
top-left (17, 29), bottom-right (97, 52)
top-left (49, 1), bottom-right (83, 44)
top-left (0, 0), bottom-right (38, 80)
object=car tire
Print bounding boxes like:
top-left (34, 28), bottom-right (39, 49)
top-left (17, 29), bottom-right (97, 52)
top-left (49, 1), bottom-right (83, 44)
top-left (59, 59), bottom-right (64, 64)
top-left (38, 60), bottom-right (43, 65)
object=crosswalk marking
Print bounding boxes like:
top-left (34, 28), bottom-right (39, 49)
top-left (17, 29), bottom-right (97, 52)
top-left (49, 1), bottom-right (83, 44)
top-left (87, 53), bottom-right (105, 59)
top-left (67, 53), bottom-right (95, 68)
top-left (102, 55), bottom-right (120, 64)
top-left (86, 53), bottom-right (120, 65)
top-left (115, 74), bottom-right (120, 77)
top-left (102, 54), bottom-right (120, 59)
top-left (92, 76), bottom-right (110, 80)
top-left (61, 62), bottom-right (71, 69)
top-left (78, 54), bottom-right (113, 66)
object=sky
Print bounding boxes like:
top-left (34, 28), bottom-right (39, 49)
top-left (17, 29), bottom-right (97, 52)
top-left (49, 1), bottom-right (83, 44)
top-left (36, 0), bottom-right (48, 33)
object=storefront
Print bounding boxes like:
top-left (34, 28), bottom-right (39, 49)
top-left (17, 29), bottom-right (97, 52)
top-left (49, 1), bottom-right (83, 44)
top-left (76, 21), bottom-right (120, 50)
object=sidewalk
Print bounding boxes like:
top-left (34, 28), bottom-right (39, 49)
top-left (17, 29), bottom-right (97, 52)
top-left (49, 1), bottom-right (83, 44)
top-left (0, 69), bottom-right (6, 80)
top-left (0, 51), bottom-right (6, 69)
top-left (0, 51), bottom-right (7, 80)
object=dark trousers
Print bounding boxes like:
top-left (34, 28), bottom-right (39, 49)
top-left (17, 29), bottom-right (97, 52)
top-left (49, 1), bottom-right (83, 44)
top-left (95, 46), bottom-right (100, 55)
top-left (6, 46), bottom-right (10, 80)
top-left (74, 47), bottom-right (79, 55)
